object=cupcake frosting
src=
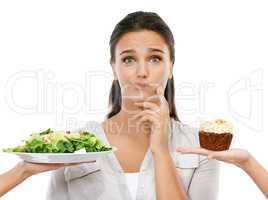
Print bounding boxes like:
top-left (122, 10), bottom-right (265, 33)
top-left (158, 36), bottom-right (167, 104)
top-left (200, 119), bottom-right (233, 134)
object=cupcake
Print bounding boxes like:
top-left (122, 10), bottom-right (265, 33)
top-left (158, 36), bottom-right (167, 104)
top-left (199, 119), bottom-right (233, 151)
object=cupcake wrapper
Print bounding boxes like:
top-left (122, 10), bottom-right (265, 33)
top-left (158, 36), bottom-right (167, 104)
top-left (199, 131), bottom-right (233, 151)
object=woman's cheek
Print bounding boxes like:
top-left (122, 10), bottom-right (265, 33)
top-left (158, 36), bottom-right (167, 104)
top-left (118, 66), bottom-right (137, 80)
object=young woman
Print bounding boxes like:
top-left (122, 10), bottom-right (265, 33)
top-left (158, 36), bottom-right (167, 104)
top-left (177, 147), bottom-right (268, 199)
top-left (0, 162), bottom-right (70, 197)
top-left (46, 11), bottom-right (219, 200)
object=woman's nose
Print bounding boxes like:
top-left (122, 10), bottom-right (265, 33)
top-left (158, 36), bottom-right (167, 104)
top-left (136, 62), bottom-right (148, 78)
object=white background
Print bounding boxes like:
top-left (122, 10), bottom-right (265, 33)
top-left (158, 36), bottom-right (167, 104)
top-left (0, 0), bottom-right (267, 199)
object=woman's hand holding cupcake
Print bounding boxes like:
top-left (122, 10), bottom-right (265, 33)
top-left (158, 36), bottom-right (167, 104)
top-left (176, 119), bottom-right (268, 199)
top-left (176, 147), bottom-right (251, 168)
top-left (177, 119), bottom-right (251, 167)
top-left (176, 147), bottom-right (268, 199)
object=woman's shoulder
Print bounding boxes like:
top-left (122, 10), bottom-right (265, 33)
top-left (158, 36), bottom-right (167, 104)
top-left (171, 118), bottom-right (200, 148)
top-left (171, 119), bottom-right (219, 169)
top-left (170, 119), bottom-right (201, 168)
top-left (57, 120), bottom-right (106, 182)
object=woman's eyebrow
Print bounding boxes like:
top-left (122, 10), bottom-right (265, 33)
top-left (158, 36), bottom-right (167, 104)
top-left (119, 48), bottom-right (165, 55)
top-left (148, 48), bottom-right (165, 54)
top-left (119, 49), bottom-right (135, 55)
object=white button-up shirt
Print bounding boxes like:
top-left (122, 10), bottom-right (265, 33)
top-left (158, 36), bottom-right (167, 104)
top-left (46, 119), bottom-right (219, 200)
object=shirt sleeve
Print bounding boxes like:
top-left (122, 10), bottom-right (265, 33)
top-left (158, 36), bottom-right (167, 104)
top-left (46, 168), bottom-right (70, 200)
top-left (187, 157), bottom-right (220, 200)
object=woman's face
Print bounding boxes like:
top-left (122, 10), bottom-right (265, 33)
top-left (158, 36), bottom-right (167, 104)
top-left (111, 30), bottom-right (173, 100)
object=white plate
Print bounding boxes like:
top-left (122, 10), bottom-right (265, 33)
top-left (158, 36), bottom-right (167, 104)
top-left (6, 147), bottom-right (117, 164)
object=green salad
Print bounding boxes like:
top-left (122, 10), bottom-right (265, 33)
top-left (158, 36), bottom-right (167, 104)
top-left (3, 128), bottom-right (112, 153)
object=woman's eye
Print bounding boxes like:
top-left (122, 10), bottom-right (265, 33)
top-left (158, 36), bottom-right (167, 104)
top-left (149, 56), bottom-right (162, 64)
top-left (122, 57), bottom-right (135, 65)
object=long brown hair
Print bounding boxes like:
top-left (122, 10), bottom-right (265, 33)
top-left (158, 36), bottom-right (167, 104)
top-left (107, 11), bottom-right (179, 121)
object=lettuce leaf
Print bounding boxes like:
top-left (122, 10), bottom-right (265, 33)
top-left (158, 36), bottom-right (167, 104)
top-left (3, 129), bottom-right (112, 153)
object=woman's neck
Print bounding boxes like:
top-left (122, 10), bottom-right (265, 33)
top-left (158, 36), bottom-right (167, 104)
top-left (105, 107), bottom-right (151, 138)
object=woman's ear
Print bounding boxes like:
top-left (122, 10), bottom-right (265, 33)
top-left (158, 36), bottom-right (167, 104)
top-left (110, 59), bottom-right (118, 80)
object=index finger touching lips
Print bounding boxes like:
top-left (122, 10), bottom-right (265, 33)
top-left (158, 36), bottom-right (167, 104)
top-left (132, 84), bottom-right (164, 105)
